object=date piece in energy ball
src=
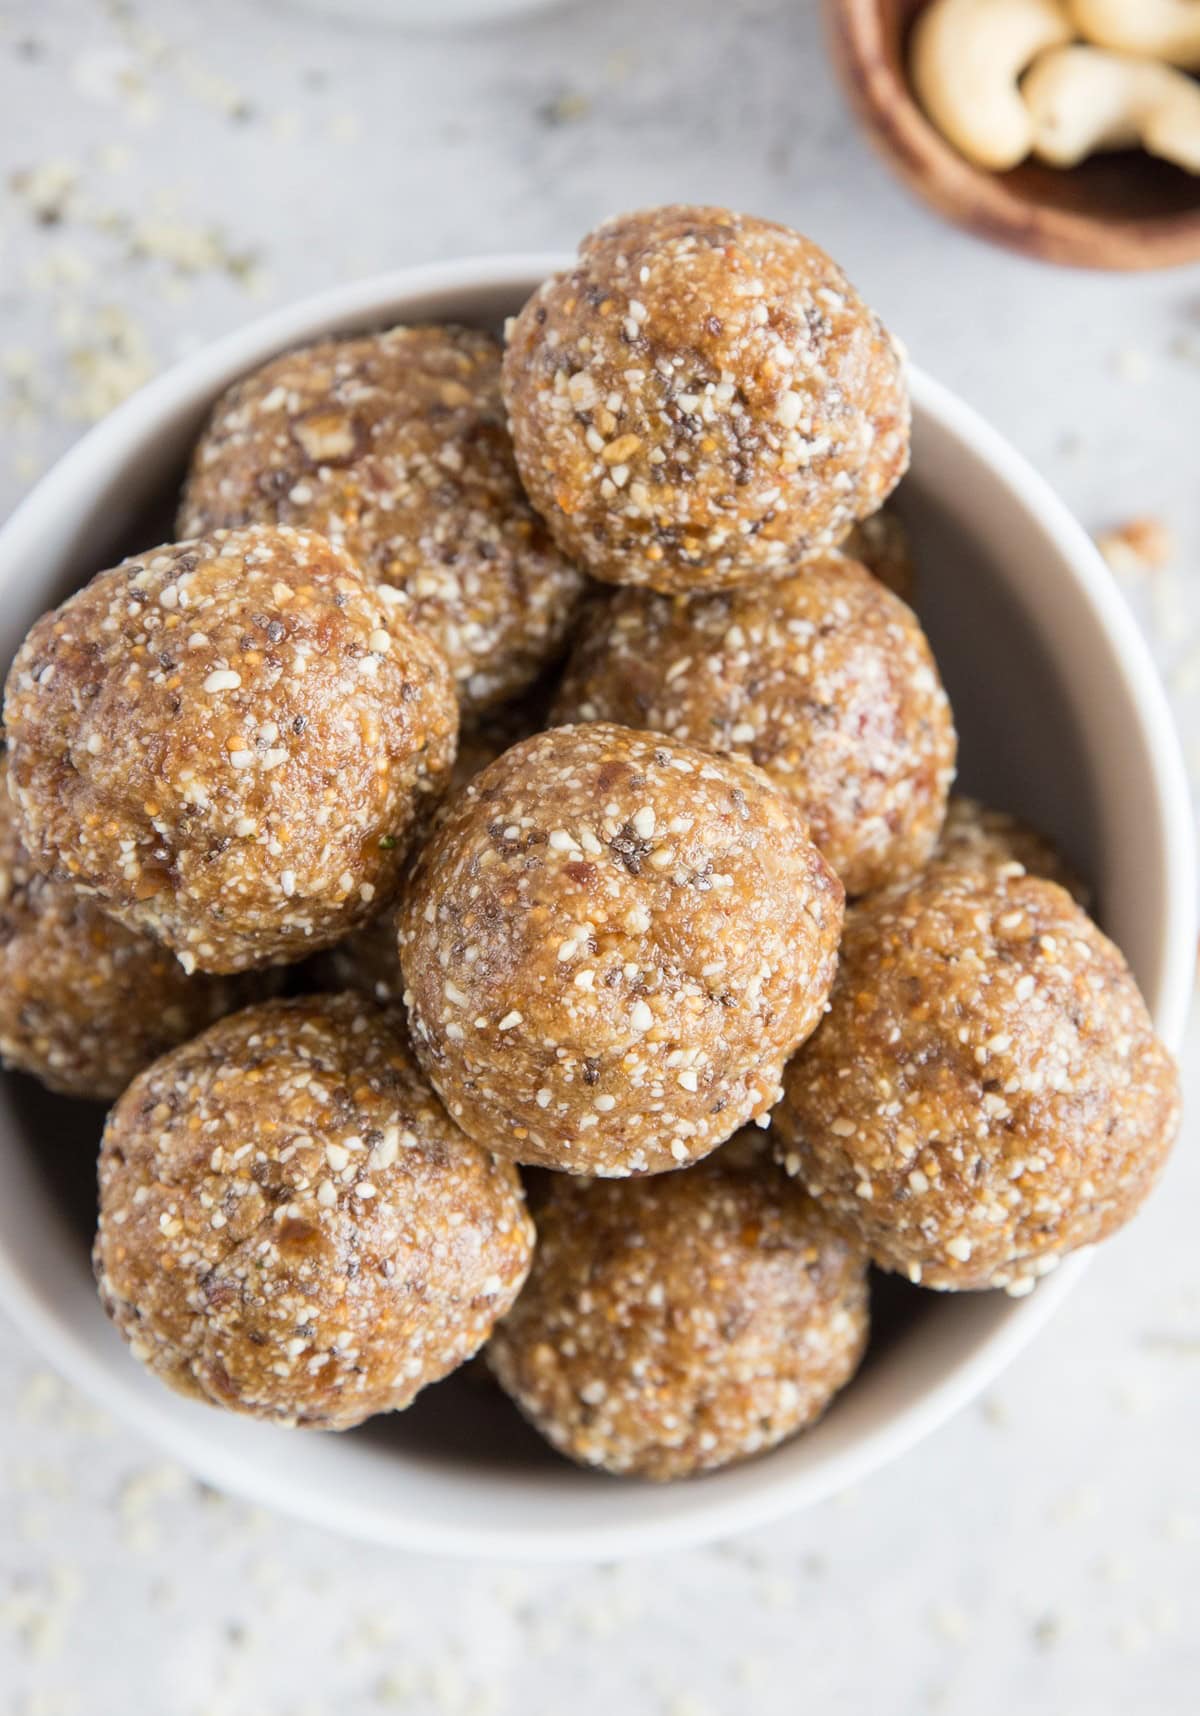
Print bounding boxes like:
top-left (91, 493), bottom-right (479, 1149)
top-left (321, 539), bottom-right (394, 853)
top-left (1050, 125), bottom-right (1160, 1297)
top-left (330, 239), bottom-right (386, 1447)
top-left (318, 696), bottom-right (541, 1005)
top-left (3, 526), bottom-right (457, 974)
top-left (933, 795), bottom-right (1089, 907)
top-left (502, 205), bottom-right (909, 594)
top-left (180, 325), bottom-right (588, 717)
top-left (487, 1142), bottom-right (869, 1479)
top-left (775, 868), bottom-right (1180, 1295)
top-left (400, 723), bottom-right (844, 1176)
top-left (0, 754), bottom-right (244, 1100)
top-left (552, 555), bottom-right (955, 896)
top-left (94, 995), bottom-right (534, 1429)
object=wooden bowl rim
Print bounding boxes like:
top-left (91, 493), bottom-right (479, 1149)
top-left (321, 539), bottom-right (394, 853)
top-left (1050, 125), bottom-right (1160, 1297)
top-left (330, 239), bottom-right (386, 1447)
top-left (826, 0), bottom-right (1200, 271)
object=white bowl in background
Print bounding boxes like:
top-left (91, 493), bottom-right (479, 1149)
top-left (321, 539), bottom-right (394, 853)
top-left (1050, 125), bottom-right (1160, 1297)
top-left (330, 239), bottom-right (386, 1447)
top-left (0, 258), bottom-right (1193, 1561)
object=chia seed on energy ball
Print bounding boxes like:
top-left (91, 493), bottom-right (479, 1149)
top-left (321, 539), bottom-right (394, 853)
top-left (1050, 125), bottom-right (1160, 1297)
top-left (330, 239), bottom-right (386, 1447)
top-left (502, 205), bottom-right (909, 594)
top-left (94, 994), bottom-right (534, 1430)
top-left (487, 1139), bottom-right (869, 1479)
top-left (3, 525), bottom-right (457, 974)
top-left (932, 794), bottom-right (1090, 907)
top-left (0, 752), bottom-right (247, 1101)
top-left (552, 553), bottom-right (955, 896)
top-left (179, 324), bottom-right (589, 717)
top-left (399, 722), bottom-right (844, 1176)
top-left (774, 867), bottom-right (1180, 1294)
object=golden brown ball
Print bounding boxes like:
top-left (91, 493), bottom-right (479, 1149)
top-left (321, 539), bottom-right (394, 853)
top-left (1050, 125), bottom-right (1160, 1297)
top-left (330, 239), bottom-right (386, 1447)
top-left (503, 205), bottom-right (909, 594)
top-left (180, 325), bottom-right (588, 717)
top-left (775, 868), bottom-right (1179, 1294)
top-left (95, 994), bottom-right (534, 1429)
top-left (399, 723), bottom-right (844, 1176)
top-left (932, 794), bottom-right (1089, 907)
top-left (0, 753), bottom-right (246, 1100)
top-left (488, 1142), bottom-right (869, 1479)
top-left (552, 554), bottom-right (955, 895)
top-left (843, 506), bottom-right (916, 604)
top-left (3, 526), bottom-right (457, 973)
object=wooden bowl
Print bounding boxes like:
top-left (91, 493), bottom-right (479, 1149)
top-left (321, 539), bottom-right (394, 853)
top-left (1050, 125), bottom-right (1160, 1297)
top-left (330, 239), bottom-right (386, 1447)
top-left (826, 0), bottom-right (1200, 269)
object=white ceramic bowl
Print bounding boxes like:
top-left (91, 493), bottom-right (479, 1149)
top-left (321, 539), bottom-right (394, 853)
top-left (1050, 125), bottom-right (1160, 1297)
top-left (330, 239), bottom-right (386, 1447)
top-left (0, 259), bottom-right (1193, 1562)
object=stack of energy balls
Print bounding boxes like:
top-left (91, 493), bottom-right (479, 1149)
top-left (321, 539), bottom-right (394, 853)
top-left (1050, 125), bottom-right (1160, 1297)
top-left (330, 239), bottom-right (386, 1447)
top-left (1, 207), bottom-right (1179, 1479)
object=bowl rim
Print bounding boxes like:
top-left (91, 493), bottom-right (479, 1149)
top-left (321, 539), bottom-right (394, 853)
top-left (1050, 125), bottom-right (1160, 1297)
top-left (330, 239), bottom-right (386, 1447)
top-left (0, 256), bottom-right (1193, 1561)
top-left (823, 0), bottom-right (1200, 272)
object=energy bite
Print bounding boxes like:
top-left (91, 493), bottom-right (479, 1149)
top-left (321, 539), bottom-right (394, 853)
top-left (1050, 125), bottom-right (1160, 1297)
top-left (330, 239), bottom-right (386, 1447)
top-left (318, 696), bottom-right (541, 1005)
top-left (503, 204), bottom-right (909, 594)
top-left (552, 555), bottom-right (955, 896)
top-left (487, 1141), bottom-right (869, 1479)
top-left (180, 325), bottom-right (588, 717)
top-left (933, 794), bottom-right (1089, 907)
top-left (0, 754), bottom-right (243, 1100)
top-left (400, 723), bottom-right (844, 1176)
top-left (94, 994), bottom-right (534, 1429)
top-left (775, 868), bottom-right (1180, 1294)
top-left (3, 526), bottom-right (457, 974)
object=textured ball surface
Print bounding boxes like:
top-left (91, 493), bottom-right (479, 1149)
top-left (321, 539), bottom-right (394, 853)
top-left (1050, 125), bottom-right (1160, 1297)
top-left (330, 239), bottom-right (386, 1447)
top-left (180, 325), bottom-right (588, 716)
top-left (488, 1141), bottom-right (869, 1479)
top-left (503, 205), bottom-right (909, 593)
top-left (400, 723), bottom-right (844, 1175)
top-left (95, 995), bottom-right (534, 1429)
top-left (552, 554), bottom-right (954, 895)
top-left (317, 696), bottom-right (541, 1005)
top-left (0, 754), bottom-right (246, 1100)
top-left (842, 506), bottom-right (915, 604)
top-left (933, 794), bottom-right (1089, 907)
top-left (775, 868), bottom-right (1179, 1293)
top-left (4, 526), bottom-right (457, 972)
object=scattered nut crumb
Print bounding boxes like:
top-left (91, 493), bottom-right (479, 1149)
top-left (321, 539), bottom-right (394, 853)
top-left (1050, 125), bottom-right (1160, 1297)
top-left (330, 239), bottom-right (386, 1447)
top-left (1095, 515), bottom-right (1174, 576)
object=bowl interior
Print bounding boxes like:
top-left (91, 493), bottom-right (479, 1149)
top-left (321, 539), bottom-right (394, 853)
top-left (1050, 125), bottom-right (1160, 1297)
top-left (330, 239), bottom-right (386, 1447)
top-left (830, 0), bottom-right (1200, 269)
top-left (0, 264), bottom-right (1192, 1559)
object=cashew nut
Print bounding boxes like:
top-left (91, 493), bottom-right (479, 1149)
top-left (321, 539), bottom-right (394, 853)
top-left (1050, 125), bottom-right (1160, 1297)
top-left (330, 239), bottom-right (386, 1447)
top-left (1023, 44), bottom-right (1200, 173)
top-left (1067, 1), bottom-right (1200, 73)
top-left (911, 0), bottom-right (1074, 171)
